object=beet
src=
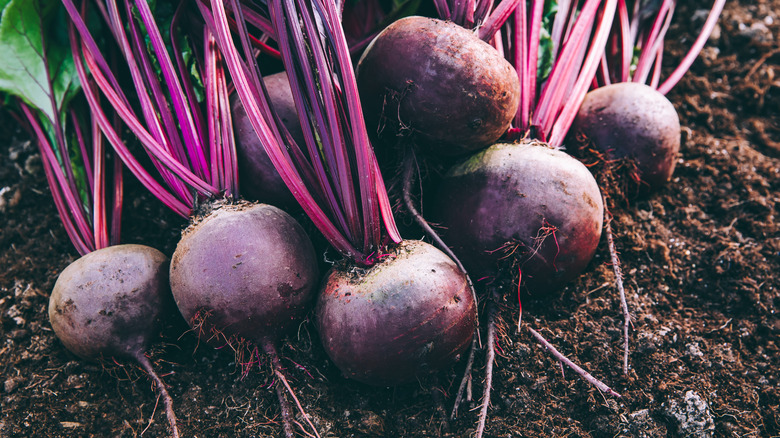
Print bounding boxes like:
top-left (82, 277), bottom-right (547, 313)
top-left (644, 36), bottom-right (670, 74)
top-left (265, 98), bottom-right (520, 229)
top-left (571, 82), bottom-right (681, 190)
top-left (232, 72), bottom-right (301, 206)
top-left (316, 240), bottom-right (476, 386)
top-left (49, 244), bottom-right (170, 361)
top-left (435, 142), bottom-right (604, 293)
top-left (356, 16), bottom-right (521, 156)
top-left (169, 202), bottom-right (319, 345)
top-left (48, 244), bottom-right (181, 437)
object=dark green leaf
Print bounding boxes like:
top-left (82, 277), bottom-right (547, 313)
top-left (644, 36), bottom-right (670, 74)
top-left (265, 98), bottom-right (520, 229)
top-left (0, 0), bottom-right (80, 124)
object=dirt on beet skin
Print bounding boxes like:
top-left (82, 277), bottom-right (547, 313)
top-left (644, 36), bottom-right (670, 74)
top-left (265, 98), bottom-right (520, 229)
top-left (1, 0), bottom-right (778, 436)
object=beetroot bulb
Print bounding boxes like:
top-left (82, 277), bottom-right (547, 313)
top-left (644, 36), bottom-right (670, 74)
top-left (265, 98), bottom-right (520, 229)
top-left (169, 201), bottom-right (319, 350)
top-left (572, 79), bottom-right (681, 192)
top-left (435, 142), bottom-right (604, 293)
top-left (317, 240), bottom-right (475, 385)
top-left (232, 71), bottom-right (301, 206)
top-left (574, 0), bottom-right (724, 193)
top-left (357, 15), bottom-right (521, 156)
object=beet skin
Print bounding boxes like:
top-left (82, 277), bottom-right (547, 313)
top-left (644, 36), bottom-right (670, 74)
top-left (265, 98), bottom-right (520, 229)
top-left (170, 203), bottom-right (319, 345)
top-left (357, 16), bottom-right (521, 156)
top-left (48, 244), bottom-right (170, 361)
top-left (316, 240), bottom-right (476, 386)
top-left (571, 82), bottom-right (681, 190)
top-left (435, 142), bottom-right (604, 293)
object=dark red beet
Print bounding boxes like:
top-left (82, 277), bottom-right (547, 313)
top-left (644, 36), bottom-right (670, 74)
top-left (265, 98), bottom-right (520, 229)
top-left (48, 244), bottom-right (170, 361)
top-left (316, 240), bottom-right (476, 386)
top-left (169, 202), bottom-right (319, 345)
top-left (435, 142), bottom-right (604, 293)
top-left (356, 16), bottom-right (521, 156)
top-left (571, 82), bottom-right (681, 190)
top-left (232, 72), bottom-right (301, 206)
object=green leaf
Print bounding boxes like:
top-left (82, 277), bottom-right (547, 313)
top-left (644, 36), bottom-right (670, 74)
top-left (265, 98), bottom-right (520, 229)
top-left (537, 0), bottom-right (558, 84)
top-left (0, 0), bottom-right (80, 125)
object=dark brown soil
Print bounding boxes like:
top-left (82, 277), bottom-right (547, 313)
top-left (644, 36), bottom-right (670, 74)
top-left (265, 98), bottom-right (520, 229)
top-left (1, 1), bottom-right (778, 437)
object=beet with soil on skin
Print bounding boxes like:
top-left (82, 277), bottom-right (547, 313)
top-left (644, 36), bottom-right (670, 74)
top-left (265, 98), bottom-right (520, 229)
top-left (571, 82), bottom-right (681, 190)
top-left (169, 202), bottom-right (319, 346)
top-left (48, 244), bottom-right (171, 361)
top-left (435, 142), bottom-right (604, 293)
top-left (48, 244), bottom-right (181, 437)
top-left (316, 240), bottom-right (476, 386)
top-left (356, 16), bottom-right (521, 156)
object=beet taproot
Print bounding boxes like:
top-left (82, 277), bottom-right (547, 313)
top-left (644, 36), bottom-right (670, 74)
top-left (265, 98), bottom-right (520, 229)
top-left (49, 244), bottom-right (170, 361)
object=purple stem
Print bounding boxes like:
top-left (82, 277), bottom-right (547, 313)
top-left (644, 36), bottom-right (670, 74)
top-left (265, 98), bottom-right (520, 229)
top-left (92, 113), bottom-right (109, 250)
top-left (533, 0), bottom-right (617, 147)
top-left (264, 1), bottom-right (356, 242)
top-left (548, 0), bottom-right (617, 147)
top-left (318, 0), bottom-right (390, 251)
top-left (69, 23), bottom-right (191, 217)
top-left (632, 0), bottom-right (674, 85)
top-left (64, 0), bottom-right (219, 204)
top-left (133, 0), bottom-right (210, 181)
top-left (170, 4), bottom-right (208, 153)
top-left (278, 0), bottom-right (363, 245)
top-left (70, 110), bottom-right (94, 192)
top-left (110, 142), bottom-right (123, 246)
top-left (203, 0), bottom-right (367, 262)
top-left (24, 105), bottom-right (92, 255)
top-left (478, 0), bottom-right (522, 42)
top-left (117, 0), bottom-right (193, 203)
top-left (514, 1), bottom-right (529, 130)
top-left (21, 104), bottom-right (93, 250)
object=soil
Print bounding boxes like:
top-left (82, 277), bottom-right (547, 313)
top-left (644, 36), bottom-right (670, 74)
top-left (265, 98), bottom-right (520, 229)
top-left (1, 1), bottom-right (778, 437)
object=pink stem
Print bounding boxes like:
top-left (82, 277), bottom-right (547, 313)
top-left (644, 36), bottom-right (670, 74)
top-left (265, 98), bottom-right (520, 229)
top-left (657, 0), bottom-right (726, 94)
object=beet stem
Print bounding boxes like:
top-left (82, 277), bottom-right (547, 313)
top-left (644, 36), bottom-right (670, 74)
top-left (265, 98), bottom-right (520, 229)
top-left (135, 353), bottom-right (180, 438)
top-left (450, 335), bottom-right (477, 420)
top-left (475, 287), bottom-right (500, 438)
top-left (526, 326), bottom-right (621, 398)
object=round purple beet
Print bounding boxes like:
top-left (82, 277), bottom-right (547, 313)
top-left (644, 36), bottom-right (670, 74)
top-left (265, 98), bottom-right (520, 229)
top-left (48, 244), bottom-right (170, 361)
top-left (316, 240), bottom-right (476, 386)
top-left (357, 16), bottom-right (521, 156)
top-left (571, 82), bottom-right (681, 190)
top-left (232, 72), bottom-right (302, 206)
top-left (435, 142), bottom-right (604, 293)
top-left (170, 203), bottom-right (319, 346)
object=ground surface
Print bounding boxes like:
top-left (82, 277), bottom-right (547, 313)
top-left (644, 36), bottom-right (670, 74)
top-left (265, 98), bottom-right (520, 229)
top-left (1, 1), bottom-right (778, 437)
